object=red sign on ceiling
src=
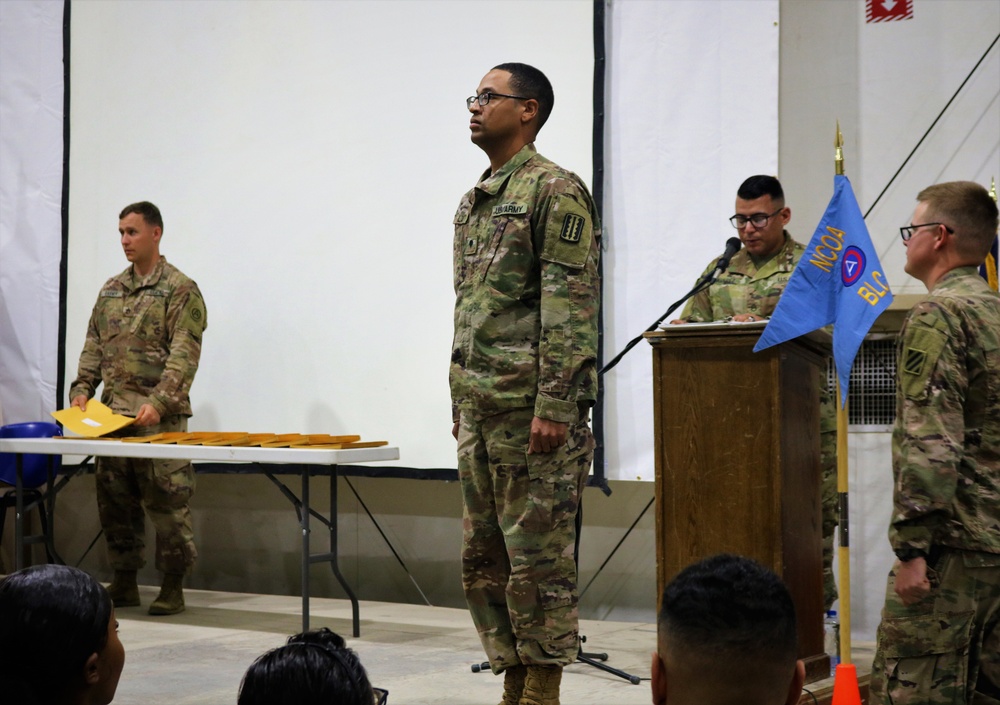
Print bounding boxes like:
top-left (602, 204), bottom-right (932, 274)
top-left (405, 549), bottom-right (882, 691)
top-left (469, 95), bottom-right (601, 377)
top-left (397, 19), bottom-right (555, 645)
top-left (867, 0), bottom-right (913, 22)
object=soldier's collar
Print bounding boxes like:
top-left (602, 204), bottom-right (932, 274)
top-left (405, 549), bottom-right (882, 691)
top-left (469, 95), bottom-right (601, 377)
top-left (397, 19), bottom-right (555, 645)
top-left (477, 144), bottom-right (538, 195)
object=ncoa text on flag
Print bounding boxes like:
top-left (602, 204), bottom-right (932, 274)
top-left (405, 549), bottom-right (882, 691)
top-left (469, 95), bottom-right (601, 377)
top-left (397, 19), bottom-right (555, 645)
top-left (753, 175), bottom-right (893, 406)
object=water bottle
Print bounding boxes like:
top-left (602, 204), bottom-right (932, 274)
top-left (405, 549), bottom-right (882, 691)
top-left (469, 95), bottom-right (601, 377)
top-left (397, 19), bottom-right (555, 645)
top-left (824, 610), bottom-right (840, 676)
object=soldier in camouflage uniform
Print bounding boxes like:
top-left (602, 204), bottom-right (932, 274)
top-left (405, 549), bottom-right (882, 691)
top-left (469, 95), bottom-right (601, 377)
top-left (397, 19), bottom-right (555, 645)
top-left (870, 182), bottom-right (1000, 705)
top-left (451, 63), bottom-right (600, 705)
top-left (70, 201), bottom-right (207, 616)
top-left (673, 175), bottom-right (840, 612)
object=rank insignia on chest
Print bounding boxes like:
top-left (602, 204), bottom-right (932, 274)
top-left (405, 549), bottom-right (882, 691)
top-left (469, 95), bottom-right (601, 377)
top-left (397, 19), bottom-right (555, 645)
top-left (903, 347), bottom-right (927, 377)
top-left (464, 237), bottom-right (476, 254)
top-left (560, 213), bottom-right (586, 243)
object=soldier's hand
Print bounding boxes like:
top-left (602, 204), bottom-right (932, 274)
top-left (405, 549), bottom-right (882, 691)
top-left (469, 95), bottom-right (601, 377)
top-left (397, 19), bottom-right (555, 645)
top-left (668, 319), bottom-right (687, 325)
top-left (70, 395), bottom-right (88, 411)
top-left (528, 416), bottom-right (567, 454)
top-left (732, 313), bottom-right (762, 322)
top-left (894, 556), bottom-right (932, 606)
top-left (134, 403), bottom-right (161, 427)
top-left (452, 421), bottom-right (459, 440)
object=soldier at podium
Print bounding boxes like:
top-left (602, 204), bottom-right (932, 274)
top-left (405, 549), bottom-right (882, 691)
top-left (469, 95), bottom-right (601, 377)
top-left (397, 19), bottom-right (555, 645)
top-left (670, 175), bottom-right (839, 612)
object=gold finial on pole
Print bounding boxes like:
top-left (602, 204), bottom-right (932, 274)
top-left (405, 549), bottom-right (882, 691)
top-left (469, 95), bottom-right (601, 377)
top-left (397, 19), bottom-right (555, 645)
top-left (990, 177), bottom-right (997, 202)
top-left (835, 121), bottom-right (845, 176)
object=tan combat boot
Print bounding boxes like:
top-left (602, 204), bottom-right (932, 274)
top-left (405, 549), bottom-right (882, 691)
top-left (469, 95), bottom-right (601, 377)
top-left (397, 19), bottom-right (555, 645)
top-left (148, 572), bottom-right (185, 615)
top-left (107, 570), bottom-right (140, 607)
top-left (519, 665), bottom-right (562, 705)
top-left (498, 665), bottom-right (527, 705)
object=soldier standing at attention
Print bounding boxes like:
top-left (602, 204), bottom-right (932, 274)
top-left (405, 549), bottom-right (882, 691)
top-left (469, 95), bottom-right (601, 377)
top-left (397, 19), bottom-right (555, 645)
top-left (450, 63), bottom-right (600, 705)
top-left (670, 175), bottom-right (839, 613)
top-left (70, 201), bottom-right (207, 616)
top-left (870, 181), bottom-right (999, 704)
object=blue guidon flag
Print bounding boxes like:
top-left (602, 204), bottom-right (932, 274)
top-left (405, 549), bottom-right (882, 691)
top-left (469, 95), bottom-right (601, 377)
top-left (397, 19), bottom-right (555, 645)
top-left (754, 175), bottom-right (893, 406)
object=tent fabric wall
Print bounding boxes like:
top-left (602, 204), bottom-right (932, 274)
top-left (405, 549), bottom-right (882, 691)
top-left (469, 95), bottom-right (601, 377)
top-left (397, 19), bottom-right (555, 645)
top-left (602, 0), bottom-right (779, 482)
top-left (0, 0), bottom-right (64, 425)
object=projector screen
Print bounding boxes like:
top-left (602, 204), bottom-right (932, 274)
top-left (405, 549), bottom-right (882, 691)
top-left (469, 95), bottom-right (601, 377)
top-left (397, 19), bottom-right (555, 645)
top-left (66, 0), bottom-right (595, 469)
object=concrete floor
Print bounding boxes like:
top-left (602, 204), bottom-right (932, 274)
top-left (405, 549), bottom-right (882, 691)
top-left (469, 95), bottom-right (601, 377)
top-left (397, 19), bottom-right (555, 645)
top-left (112, 585), bottom-right (657, 705)
top-left (106, 585), bottom-right (874, 705)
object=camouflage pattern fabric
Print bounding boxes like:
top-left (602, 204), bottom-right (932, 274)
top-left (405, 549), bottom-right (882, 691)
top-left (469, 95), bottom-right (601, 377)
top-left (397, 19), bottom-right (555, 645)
top-left (97, 415), bottom-right (198, 574)
top-left (450, 144), bottom-right (601, 423)
top-left (679, 232), bottom-right (804, 323)
top-left (458, 406), bottom-right (594, 671)
top-left (451, 145), bottom-right (600, 672)
top-left (70, 256), bottom-right (206, 575)
top-left (70, 256), bottom-right (207, 418)
top-left (887, 267), bottom-right (1000, 556)
top-left (871, 267), bottom-right (1000, 704)
top-left (870, 550), bottom-right (1000, 704)
top-left (680, 232), bottom-right (839, 608)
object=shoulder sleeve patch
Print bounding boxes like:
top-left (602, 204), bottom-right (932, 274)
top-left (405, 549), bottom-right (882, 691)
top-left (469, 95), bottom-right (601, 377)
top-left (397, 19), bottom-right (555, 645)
top-left (900, 324), bottom-right (947, 400)
top-left (541, 194), bottom-right (593, 269)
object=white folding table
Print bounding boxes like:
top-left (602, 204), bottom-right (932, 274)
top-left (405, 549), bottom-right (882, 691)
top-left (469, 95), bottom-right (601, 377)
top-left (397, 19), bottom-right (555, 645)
top-left (0, 437), bottom-right (399, 636)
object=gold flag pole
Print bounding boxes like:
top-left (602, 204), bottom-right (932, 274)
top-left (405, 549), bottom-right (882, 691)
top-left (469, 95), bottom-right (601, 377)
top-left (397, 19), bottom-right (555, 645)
top-left (834, 120), bottom-right (852, 668)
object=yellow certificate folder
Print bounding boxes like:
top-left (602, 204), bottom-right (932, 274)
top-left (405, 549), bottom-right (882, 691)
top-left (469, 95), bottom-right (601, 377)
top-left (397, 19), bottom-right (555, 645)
top-left (51, 400), bottom-right (136, 438)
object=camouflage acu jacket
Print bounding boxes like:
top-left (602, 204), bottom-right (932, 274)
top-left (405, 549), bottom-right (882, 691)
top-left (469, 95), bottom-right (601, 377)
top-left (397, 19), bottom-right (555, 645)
top-left (680, 232), bottom-right (804, 322)
top-left (890, 266), bottom-right (1000, 555)
top-left (450, 144), bottom-right (601, 423)
top-left (70, 256), bottom-right (207, 418)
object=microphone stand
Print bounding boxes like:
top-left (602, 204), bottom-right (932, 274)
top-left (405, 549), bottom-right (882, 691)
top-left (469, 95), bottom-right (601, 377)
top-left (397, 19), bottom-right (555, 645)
top-left (556, 257), bottom-right (728, 686)
top-left (599, 266), bottom-right (721, 376)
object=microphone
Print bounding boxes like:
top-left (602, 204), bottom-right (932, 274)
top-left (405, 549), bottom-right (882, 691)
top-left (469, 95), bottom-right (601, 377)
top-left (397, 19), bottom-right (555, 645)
top-left (710, 237), bottom-right (742, 280)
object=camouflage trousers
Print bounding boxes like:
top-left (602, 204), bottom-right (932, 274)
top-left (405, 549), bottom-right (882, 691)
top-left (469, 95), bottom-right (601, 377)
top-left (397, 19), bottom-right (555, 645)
top-left (870, 549), bottom-right (1000, 705)
top-left (96, 415), bottom-right (197, 575)
top-left (821, 427), bottom-right (838, 612)
top-left (458, 406), bottom-right (594, 673)
top-left (819, 373), bottom-right (839, 612)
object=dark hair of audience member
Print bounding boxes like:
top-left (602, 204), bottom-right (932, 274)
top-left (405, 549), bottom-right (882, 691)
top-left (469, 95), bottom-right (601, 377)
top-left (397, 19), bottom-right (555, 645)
top-left (238, 627), bottom-right (374, 705)
top-left (656, 554), bottom-right (802, 705)
top-left (0, 564), bottom-right (123, 705)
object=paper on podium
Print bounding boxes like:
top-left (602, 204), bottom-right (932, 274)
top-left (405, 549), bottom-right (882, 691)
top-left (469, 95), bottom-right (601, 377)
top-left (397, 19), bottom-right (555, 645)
top-left (51, 400), bottom-right (135, 437)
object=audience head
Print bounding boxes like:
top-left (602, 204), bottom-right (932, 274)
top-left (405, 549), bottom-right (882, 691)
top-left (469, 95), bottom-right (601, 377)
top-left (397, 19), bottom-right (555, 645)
top-left (0, 564), bottom-right (124, 705)
top-left (651, 554), bottom-right (804, 705)
top-left (238, 628), bottom-right (378, 705)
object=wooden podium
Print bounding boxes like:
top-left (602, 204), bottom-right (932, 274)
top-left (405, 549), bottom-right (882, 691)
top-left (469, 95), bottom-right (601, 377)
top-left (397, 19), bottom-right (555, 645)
top-left (645, 324), bottom-right (830, 683)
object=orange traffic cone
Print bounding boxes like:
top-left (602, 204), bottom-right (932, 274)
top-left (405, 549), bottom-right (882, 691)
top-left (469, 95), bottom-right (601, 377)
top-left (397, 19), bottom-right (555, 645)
top-left (831, 663), bottom-right (862, 705)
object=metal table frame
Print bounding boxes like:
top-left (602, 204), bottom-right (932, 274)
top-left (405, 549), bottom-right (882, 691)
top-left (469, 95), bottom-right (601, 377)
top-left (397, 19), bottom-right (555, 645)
top-left (0, 437), bottom-right (399, 636)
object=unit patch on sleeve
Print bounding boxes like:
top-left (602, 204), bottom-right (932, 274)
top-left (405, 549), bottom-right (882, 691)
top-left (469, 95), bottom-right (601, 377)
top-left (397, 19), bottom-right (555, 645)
top-left (542, 195), bottom-right (593, 268)
top-left (560, 213), bottom-right (586, 243)
top-left (903, 347), bottom-right (927, 377)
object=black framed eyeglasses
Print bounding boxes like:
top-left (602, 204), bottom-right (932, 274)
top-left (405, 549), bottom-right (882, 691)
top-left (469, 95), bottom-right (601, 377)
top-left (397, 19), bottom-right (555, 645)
top-left (899, 222), bottom-right (953, 242)
top-left (466, 91), bottom-right (531, 109)
top-left (373, 687), bottom-right (389, 705)
top-left (729, 208), bottom-right (783, 229)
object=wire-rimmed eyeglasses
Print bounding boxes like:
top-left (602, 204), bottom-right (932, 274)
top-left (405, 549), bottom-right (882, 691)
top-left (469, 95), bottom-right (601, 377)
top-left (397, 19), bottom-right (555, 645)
top-left (373, 687), bottom-right (389, 705)
top-left (466, 91), bottom-right (531, 109)
top-left (899, 222), bottom-right (953, 242)
top-left (729, 208), bottom-right (783, 229)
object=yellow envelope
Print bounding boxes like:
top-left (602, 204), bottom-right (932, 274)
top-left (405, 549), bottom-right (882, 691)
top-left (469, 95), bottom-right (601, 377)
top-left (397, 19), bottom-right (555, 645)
top-left (51, 400), bottom-right (136, 438)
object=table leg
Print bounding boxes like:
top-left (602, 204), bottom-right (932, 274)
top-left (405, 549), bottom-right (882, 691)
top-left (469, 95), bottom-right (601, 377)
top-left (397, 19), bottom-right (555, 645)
top-left (301, 467), bottom-right (310, 632)
top-left (323, 465), bottom-right (360, 637)
top-left (14, 454), bottom-right (24, 571)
